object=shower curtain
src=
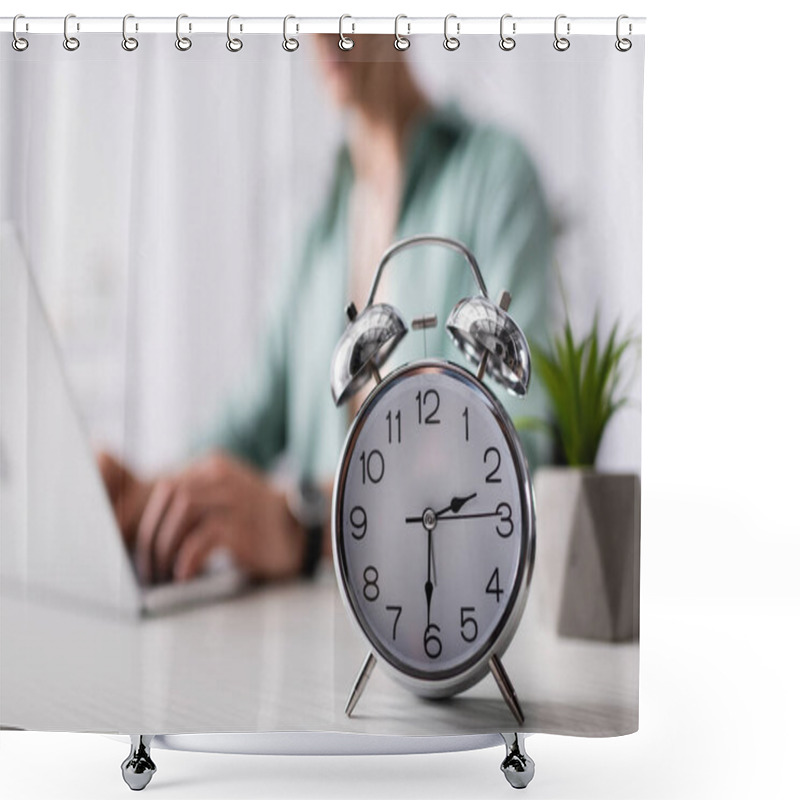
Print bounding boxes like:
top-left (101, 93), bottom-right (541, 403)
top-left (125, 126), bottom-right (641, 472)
top-left (1, 21), bottom-right (644, 740)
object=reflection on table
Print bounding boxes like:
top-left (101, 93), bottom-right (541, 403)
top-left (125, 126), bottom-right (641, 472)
top-left (1, 567), bottom-right (637, 736)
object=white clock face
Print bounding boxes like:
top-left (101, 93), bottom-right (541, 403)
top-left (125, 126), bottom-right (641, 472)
top-left (335, 361), bottom-right (532, 681)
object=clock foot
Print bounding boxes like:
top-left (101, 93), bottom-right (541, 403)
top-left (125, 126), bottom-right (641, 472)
top-left (121, 735), bottom-right (156, 791)
top-left (489, 654), bottom-right (525, 725)
top-left (500, 732), bottom-right (535, 789)
top-left (345, 651), bottom-right (377, 717)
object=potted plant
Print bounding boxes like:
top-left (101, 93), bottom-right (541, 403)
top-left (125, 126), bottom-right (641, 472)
top-left (519, 316), bottom-right (640, 642)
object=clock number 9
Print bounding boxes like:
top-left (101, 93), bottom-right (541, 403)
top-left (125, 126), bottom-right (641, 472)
top-left (424, 623), bottom-right (442, 659)
top-left (363, 566), bottom-right (380, 602)
top-left (349, 506), bottom-right (367, 540)
top-left (495, 502), bottom-right (513, 538)
top-left (359, 449), bottom-right (385, 484)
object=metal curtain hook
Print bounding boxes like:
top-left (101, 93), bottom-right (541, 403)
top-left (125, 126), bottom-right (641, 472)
top-left (339, 15), bottom-right (354, 50)
top-left (615, 14), bottom-right (632, 51)
top-left (443, 14), bottom-right (460, 51)
top-left (122, 14), bottom-right (138, 51)
top-left (283, 15), bottom-right (299, 51)
top-left (553, 14), bottom-right (570, 52)
top-left (12, 14), bottom-right (29, 51)
top-left (175, 14), bottom-right (192, 51)
top-left (394, 14), bottom-right (410, 51)
top-left (226, 15), bottom-right (243, 52)
top-left (63, 13), bottom-right (80, 51)
top-left (499, 14), bottom-right (516, 51)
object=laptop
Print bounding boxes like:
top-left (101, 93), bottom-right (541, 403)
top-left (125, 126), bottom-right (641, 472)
top-left (0, 223), bottom-right (249, 616)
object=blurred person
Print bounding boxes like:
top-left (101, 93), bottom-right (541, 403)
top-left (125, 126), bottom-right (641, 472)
top-left (99, 35), bottom-right (552, 586)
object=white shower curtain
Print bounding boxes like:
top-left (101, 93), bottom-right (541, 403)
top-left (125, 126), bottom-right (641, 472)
top-left (2, 33), bottom-right (642, 474)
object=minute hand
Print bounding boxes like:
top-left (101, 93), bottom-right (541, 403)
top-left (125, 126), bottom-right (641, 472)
top-left (435, 510), bottom-right (501, 521)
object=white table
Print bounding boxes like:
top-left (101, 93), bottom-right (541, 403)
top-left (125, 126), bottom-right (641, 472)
top-left (1, 566), bottom-right (637, 737)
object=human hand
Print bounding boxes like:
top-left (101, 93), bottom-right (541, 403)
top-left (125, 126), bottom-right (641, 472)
top-left (97, 450), bottom-right (153, 548)
top-left (131, 452), bottom-right (304, 584)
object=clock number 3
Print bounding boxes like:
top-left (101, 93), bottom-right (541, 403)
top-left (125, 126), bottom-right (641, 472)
top-left (495, 502), bottom-right (513, 538)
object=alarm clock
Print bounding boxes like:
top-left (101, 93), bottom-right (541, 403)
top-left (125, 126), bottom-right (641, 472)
top-left (329, 234), bottom-right (535, 726)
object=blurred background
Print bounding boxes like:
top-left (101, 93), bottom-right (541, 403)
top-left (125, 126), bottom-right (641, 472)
top-left (1, 33), bottom-right (641, 474)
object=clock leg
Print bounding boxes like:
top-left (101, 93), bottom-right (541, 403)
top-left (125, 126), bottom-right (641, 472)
top-left (500, 732), bottom-right (535, 789)
top-left (345, 651), bottom-right (376, 717)
top-left (121, 735), bottom-right (157, 791)
top-left (489, 654), bottom-right (525, 725)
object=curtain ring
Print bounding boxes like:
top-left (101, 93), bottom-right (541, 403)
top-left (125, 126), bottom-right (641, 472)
top-left (226, 15), bottom-right (243, 52)
top-left (282, 15), bottom-right (299, 51)
top-left (339, 14), bottom-right (354, 51)
top-left (499, 14), bottom-right (515, 51)
top-left (12, 15), bottom-right (29, 52)
top-left (63, 13), bottom-right (80, 51)
top-left (394, 14), bottom-right (410, 51)
top-left (615, 14), bottom-right (632, 52)
top-left (175, 14), bottom-right (192, 51)
top-left (553, 14), bottom-right (570, 52)
top-left (443, 14), bottom-right (460, 51)
top-left (121, 14), bottom-right (138, 51)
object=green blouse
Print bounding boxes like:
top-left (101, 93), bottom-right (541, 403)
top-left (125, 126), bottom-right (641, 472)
top-left (201, 106), bottom-right (553, 481)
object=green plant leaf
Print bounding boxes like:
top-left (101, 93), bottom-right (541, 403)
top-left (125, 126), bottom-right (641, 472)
top-left (529, 310), bottom-right (638, 467)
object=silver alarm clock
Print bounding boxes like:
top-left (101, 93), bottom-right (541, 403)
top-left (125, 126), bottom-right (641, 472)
top-left (329, 235), bottom-right (535, 725)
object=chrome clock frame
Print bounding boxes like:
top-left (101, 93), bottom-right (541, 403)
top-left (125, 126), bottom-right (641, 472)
top-left (332, 359), bottom-right (536, 702)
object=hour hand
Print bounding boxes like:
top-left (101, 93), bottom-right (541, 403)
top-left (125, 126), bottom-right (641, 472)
top-left (435, 492), bottom-right (477, 517)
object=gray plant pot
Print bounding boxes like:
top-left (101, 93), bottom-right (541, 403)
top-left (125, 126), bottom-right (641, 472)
top-left (532, 468), bottom-right (640, 642)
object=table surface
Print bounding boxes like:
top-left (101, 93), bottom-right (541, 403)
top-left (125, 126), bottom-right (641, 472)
top-left (1, 567), bottom-right (638, 737)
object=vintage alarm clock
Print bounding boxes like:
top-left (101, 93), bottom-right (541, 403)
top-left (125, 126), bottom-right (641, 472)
top-left (330, 234), bottom-right (535, 726)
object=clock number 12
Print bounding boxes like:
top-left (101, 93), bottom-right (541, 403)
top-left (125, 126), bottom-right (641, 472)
top-left (416, 390), bottom-right (441, 425)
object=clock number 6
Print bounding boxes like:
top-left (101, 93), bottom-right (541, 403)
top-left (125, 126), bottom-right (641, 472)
top-left (363, 566), bottom-right (380, 602)
top-left (424, 623), bottom-right (442, 659)
top-left (359, 449), bottom-right (384, 484)
top-left (460, 606), bottom-right (478, 643)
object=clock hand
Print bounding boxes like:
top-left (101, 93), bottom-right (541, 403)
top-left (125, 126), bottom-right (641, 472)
top-left (435, 492), bottom-right (477, 517)
top-left (405, 493), bottom-right (478, 524)
top-left (435, 510), bottom-right (502, 521)
top-left (425, 530), bottom-right (434, 624)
